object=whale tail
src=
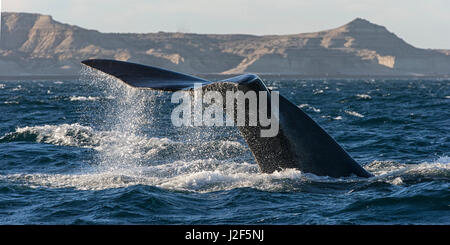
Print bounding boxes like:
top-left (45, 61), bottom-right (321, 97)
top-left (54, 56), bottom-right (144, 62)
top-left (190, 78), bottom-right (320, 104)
top-left (81, 59), bottom-right (373, 178)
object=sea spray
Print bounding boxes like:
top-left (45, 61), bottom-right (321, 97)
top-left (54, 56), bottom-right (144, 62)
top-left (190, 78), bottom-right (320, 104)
top-left (79, 66), bottom-right (160, 169)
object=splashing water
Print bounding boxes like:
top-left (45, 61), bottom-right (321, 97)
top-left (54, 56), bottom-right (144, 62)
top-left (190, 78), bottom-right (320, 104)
top-left (0, 76), bottom-right (448, 224)
top-left (80, 67), bottom-right (160, 169)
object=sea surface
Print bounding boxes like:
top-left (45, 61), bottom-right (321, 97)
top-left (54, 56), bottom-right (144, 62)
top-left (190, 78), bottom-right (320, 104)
top-left (0, 71), bottom-right (449, 224)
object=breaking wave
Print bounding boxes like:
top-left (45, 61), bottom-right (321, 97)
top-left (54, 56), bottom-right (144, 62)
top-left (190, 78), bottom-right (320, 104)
top-left (345, 110), bottom-right (365, 118)
top-left (0, 124), bottom-right (170, 150)
top-left (0, 161), bottom-right (303, 192)
top-left (69, 96), bottom-right (115, 101)
top-left (0, 157), bottom-right (447, 193)
top-left (1, 75), bottom-right (449, 224)
top-left (298, 104), bottom-right (321, 113)
top-left (0, 123), bottom-right (247, 160)
top-left (356, 94), bottom-right (372, 100)
top-left (0, 121), bottom-right (447, 193)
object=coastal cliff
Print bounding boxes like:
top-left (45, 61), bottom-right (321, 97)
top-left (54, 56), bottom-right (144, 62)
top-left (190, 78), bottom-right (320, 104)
top-left (1, 12), bottom-right (449, 76)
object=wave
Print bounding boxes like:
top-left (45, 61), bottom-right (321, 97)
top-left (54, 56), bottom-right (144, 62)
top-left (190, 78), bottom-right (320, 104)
top-left (345, 110), bottom-right (364, 118)
top-left (313, 89), bottom-right (324, 95)
top-left (0, 124), bottom-right (172, 150)
top-left (11, 85), bottom-right (23, 91)
top-left (2, 101), bottom-right (19, 104)
top-left (0, 123), bottom-right (303, 192)
top-left (320, 115), bottom-right (343, 120)
top-left (0, 160), bottom-right (301, 192)
top-left (356, 94), bottom-right (372, 100)
top-left (0, 124), bottom-right (96, 147)
top-left (365, 156), bottom-right (450, 185)
top-left (0, 123), bottom-right (248, 164)
top-left (1, 122), bottom-right (447, 193)
top-left (0, 155), bottom-right (447, 193)
top-left (298, 104), bottom-right (321, 113)
top-left (69, 96), bottom-right (115, 101)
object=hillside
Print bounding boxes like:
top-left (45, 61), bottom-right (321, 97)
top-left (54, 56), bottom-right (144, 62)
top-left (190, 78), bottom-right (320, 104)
top-left (1, 12), bottom-right (449, 76)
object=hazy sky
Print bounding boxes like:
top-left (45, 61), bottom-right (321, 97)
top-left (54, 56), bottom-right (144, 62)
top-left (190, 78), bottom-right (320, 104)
top-left (2, 0), bottom-right (450, 49)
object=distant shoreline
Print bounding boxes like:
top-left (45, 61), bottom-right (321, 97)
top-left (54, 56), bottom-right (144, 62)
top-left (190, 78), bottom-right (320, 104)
top-left (1, 74), bottom-right (449, 81)
top-left (3, 13), bottom-right (450, 78)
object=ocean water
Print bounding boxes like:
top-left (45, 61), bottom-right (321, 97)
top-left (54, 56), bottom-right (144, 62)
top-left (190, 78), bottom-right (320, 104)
top-left (0, 71), bottom-right (449, 224)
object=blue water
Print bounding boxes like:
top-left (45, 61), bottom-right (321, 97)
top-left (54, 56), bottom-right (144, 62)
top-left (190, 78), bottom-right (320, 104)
top-left (0, 72), bottom-right (449, 224)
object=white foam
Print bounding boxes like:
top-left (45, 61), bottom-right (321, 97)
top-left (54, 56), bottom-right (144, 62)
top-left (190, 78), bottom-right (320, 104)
top-left (69, 96), bottom-right (115, 101)
top-left (313, 89), bottom-right (324, 94)
top-left (0, 84), bottom-right (5, 89)
top-left (158, 166), bottom-right (302, 192)
top-left (356, 94), bottom-right (372, 99)
top-left (9, 67), bottom-right (442, 193)
top-left (0, 160), bottom-right (304, 192)
top-left (298, 104), bottom-right (321, 113)
top-left (432, 155), bottom-right (450, 164)
top-left (1, 155), bottom-right (448, 192)
top-left (345, 110), bottom-right (364, 118)
top-left (13, 123), bottom-right (97, 147)
top-left (6, 124), bottom-right (172, 151)
top-left (3, 101), bottom-right (19, 104)
top-left (366, 157), bottom-right (449, 186)
top-left (320, 115), bottom-right (343, 120)
top-left (389, 177), bottom-right (403, 185)
top-left (11, 85), bottom-right (22, 91)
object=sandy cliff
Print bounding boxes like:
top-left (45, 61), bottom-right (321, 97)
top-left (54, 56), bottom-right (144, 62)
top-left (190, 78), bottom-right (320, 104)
top-left (1, 13), bottom-right (449, 76)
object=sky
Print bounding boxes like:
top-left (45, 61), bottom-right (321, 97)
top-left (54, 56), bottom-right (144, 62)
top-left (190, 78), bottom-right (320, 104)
top-left (2, 0), bottom-right (450, 49)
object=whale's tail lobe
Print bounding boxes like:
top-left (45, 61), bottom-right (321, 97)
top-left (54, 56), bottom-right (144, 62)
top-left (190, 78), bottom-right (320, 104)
top-left (82, 59), bottom-right (211, 91)
top-left (81, 59), bottom-right (373, 178)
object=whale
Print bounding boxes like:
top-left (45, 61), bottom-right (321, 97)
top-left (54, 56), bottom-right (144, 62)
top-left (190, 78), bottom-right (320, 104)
top-left (81, 59), bottom-right (373, 178)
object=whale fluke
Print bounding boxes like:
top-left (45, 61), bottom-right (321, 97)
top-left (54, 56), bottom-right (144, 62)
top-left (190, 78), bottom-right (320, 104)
top-left (81, 59), bottom-right (373, 178)
top-left (81, 59), bottom-right (211, 91)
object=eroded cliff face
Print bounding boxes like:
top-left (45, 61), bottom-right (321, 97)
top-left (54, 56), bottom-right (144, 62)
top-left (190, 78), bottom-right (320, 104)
top-left (1, 13), bottom-right (449, 76)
